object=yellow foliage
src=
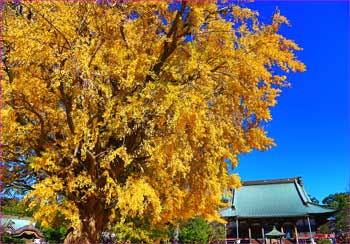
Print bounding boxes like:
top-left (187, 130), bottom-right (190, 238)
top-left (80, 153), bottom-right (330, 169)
top-left (2, 1), bottom-right (305, 242)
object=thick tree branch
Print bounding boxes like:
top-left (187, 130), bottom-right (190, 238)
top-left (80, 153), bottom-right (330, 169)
top-left (21, 3), bottom-right (71, 48)
top-left (210, 61), bottom-right (228, 72)
top-left (76, 4), bottom-right (92, 35)
top-left (59, 82), bottom-right (75, 134)
top-left (146, 2), bottom-right (187, 82)
top-left (11, 95), bottom-right (46, 153)
top-left (88, 39), bottom-right (105, 67)
top-left (11, 182), bottom-right (35, 191)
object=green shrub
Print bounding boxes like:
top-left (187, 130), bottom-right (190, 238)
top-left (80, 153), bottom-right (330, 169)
top-left (1, 234), bottom-right (25, 243)
top-left (179, 217), bottom-right (210, 243)
top-left (317, 239), bottom-right (332, 244)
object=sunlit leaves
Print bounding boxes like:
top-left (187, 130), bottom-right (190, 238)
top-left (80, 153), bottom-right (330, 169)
top-left (2, 1), bottom-right (305, 242)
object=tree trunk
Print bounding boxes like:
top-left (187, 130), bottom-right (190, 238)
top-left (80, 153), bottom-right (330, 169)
top-left (64, 223), bottom-right (89, 244)
top-left (174, 224), bottom-right (180, 243)
top-left (64, 197), bottom-right (110, 244)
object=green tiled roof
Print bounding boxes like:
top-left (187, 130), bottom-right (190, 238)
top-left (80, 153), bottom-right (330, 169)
top-left (220, 177), bottom-right (335, 218)
top-left (265, 226), bottom-right (285, 237)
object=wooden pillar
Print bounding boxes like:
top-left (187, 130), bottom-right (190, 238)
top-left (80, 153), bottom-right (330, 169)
top-left (307, 217), bottom-right (312, 237)
top-left (307, 216), bottom-right (314, 243)
top-left (174, 224), bottom-right (180, 243)
top-left (224, 224), bottom-right (227, 244)
top-left (280, 227), bottom-right (284, 244)
top-left (294, 225), bottom-right (299, 244)
top-left (262, 227), bottom-right (265, 244)
top-left (248, 227), bottom-right (252, 244)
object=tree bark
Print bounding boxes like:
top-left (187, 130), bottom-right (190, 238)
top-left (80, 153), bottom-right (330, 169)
top-left (64, 197), bottom-right (110, 244)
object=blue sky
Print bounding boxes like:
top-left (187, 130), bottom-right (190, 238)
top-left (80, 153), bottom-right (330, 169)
top-left (235, 1), bottom-right (349, 202)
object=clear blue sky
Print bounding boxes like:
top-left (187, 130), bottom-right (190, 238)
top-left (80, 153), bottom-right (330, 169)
top-left (235, 1), bottom-right (349, 202)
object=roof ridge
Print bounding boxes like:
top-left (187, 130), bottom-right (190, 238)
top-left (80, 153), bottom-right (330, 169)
top-left (242, 177), bottom-right (301, 186)
top-left (293, 179), bottom-right (309, 206)
top-left (307, 201), bottom-right (336, 210)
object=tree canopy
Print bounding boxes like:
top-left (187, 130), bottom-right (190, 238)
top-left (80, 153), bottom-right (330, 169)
top-left (2, 1), bottom-right (305, 242)
top-left (320, 193), bottom-right (350, 237)
top-left (1, 197), bottom-right (33, 217)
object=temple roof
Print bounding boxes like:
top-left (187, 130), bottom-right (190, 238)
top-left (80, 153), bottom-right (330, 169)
top-left (220, 177), bottom-right (335, 218)
top-left (1, 215), bottom-right (44, 239)
top-left (12, 225), bottom-right (45, 239)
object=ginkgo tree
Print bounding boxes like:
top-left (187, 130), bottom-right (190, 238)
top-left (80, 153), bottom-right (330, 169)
top-left (2, 1), bottom-right (305, 243)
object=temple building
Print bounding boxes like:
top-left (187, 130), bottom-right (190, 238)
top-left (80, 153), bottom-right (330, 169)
top-left (1, 215), bottom-right (44, 242)
top-left (220, 177), bottom-right (335, 244)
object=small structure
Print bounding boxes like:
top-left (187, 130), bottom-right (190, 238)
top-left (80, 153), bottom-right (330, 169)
top-left (265, 226), bottom-right (285, 244)
top-left (220, 177), bottom-right (335, 244)
top-left (1, 215), bottom-right (44, 242)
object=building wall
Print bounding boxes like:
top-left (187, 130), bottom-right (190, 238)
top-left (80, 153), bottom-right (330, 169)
top-left (226, 217), bottom-right (317, 240)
